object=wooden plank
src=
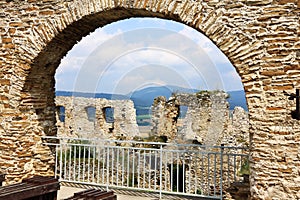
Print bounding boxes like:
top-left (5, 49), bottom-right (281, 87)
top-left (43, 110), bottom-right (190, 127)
top-left (68, 189), bottom-right (116, 200)
top-left (92, 191), bottom-right (114, 199)
top-left (100, 195), bottom-right (117, 200)
top-left (0, 183), bottom-right (35, 194)
top-left (0, 182), bottom-right (59, 200)
top-left (23, 176), bottom-right (58, 184)
top-left (0, 176), bottom-right (59, 200)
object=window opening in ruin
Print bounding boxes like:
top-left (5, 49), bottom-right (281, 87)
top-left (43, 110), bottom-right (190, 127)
top-left (179, 105), bottom-right (188, 119)
top-left (136, 105), bottom-right (151, 126)
top-left (56, 106), bottom-right (65, 122)
top-left (85, 106), bottom-right (96, 122)
top-left (103, 107), bottom-right (114, 123)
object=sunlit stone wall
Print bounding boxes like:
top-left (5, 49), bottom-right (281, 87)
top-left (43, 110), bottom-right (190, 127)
top-left (151, 92), bottom-right (250, 147)
top-left (55, 96), bottom-right (139, 139)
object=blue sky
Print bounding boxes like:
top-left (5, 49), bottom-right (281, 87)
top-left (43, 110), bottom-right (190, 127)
top-left (55, 18), bottom-right (243, 94)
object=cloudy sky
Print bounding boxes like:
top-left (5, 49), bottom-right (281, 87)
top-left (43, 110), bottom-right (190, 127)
top-left (55, 18), bottom-right (243, 95)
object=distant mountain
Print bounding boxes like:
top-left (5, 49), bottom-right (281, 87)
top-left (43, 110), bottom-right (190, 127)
top-left (128, 85), bottom-right (198, 107)
top-left (55, 91), bottom-right (129, 100)
top-left (128, 86), bottom-right (247, 110)
top-left (227, 90), bottom-right (248, 111)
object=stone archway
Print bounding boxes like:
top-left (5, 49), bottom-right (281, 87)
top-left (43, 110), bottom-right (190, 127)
top-left (0, 1), bottom-right (299, 199)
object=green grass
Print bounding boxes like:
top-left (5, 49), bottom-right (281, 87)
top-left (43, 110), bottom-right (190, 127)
top-left (135, 106), bottom-right (151, 109)
top-left (238, 158), bottom-right (250, 176)
top-left (136, 115), bottom-right (151, 120)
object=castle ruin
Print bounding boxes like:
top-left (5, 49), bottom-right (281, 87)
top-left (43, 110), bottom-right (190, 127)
top-left (55, 96), bottom-right (139, 140)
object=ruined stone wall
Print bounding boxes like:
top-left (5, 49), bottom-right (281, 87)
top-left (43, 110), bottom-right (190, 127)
top-left (223, 107), bottom-right (250, 147)
top-left (0, 0), bottom-right (299, 199)
top-left (55, 96), bottom-right (139, 139)
top-left (178, 91), bottom-right (231, 146)
top-left (151, 96), bottom-right (180, 140)
top-left (151, 91), bottom-right (250, 147)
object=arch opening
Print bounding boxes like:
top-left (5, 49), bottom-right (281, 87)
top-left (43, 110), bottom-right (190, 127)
top-left (53, 16), bottom-right (248, 143)
top-left (19, 6), bottom-right (251, 197)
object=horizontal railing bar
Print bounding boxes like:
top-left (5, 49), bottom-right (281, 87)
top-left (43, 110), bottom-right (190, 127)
top-left (45, 144), bottom-right (248, 156)
top-left (42, 136), bottom-right (249, 150)
top-left (42, 142), bottom-right (60, 146)
top-left (44, 142), bottom-right (248, 156)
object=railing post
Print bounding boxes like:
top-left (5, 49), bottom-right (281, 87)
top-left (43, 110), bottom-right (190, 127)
top-left (59, 138), bottom-right (63, 181)
top-left (220, 144), bottom-right (224, 199)
top-left (159, 144), bottom-right (163, 199)
top-left (54, 142), bottom-right (58, 179)
top-left (106, 145), bottom-right (110, 191)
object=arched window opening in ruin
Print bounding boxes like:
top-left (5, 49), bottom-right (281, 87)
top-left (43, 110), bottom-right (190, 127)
top-left (85, 106), bottom-right (96, 122)
top-left (103, 107), bottom-right (114, 123)
top-left (56, 106), bottom-right (65, 123)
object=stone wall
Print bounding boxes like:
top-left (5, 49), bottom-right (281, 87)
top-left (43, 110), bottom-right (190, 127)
top-left (151, 96), bottom-right (180, 140)
top-left (0, 0), bottom-right (299, 198)
top-left (55, 96), bottom-right (139, 139)
top-left (224, 107), bottom-right (250, 147)
top-left (151, 91), bottom-right (250, 147)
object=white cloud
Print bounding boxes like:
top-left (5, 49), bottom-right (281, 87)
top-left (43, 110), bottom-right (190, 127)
top-left (57, 28), bottom-right (123, 74)
top-left (55, 18), bottom-right (243, 93)
top-left (105, 64), bottom-right (195, 94)
top-left (222, 69), bottom-right (243, 91)
top-left (178, 26), bottom-right (230, 65)
top-left (56, 56), bottom-right (84, 74)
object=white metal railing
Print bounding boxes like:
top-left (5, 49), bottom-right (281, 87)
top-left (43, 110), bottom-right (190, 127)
top-left (42, 136), bottom-right (249, 199)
